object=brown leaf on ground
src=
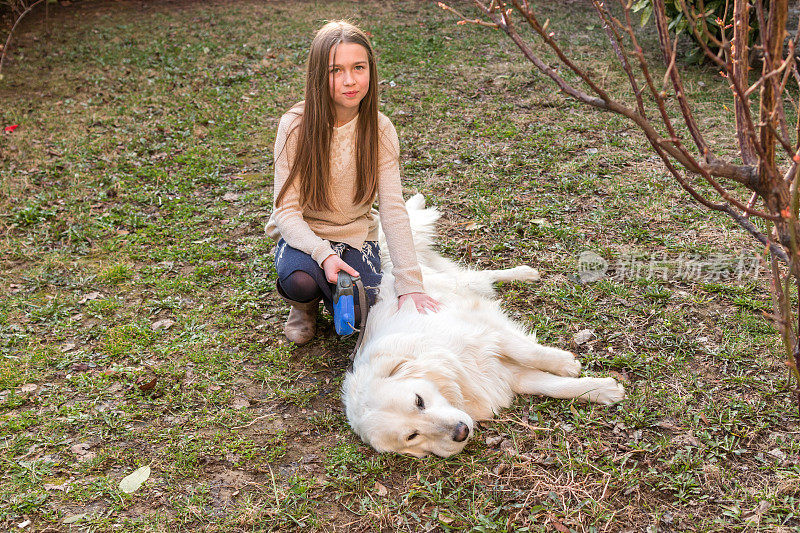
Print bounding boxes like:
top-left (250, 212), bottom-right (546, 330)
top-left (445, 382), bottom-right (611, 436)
top-left (485, 435), bottom-right (504, 447)
top-left (671, 433), bottom-right (700, 447)
top-left (70, 442), bottom-right (96, 462)
top-left (492, 463), bottom-right (510, 475)
top-left (78, 292), bottom-right (102, 304)
top-left (138, 377), bottom-right (157, 391)
top-left (374, 481), bottom-right (388, 497)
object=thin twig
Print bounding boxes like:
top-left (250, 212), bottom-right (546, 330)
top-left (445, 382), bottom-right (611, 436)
top-left (0, 0), bottom-right (46, 76)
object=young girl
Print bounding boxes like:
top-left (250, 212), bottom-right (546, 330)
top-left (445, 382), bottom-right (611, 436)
top-left (266, 20), bottom-right (441, 345)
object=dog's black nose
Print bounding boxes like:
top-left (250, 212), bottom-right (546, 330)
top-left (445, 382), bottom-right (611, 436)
top-left (452, 422), bottom-right (470, 442)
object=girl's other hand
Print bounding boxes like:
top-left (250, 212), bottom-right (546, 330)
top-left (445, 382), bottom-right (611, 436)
top-left (398, 292), bottom-right (442, 314)
top-left (322, 254), bottom-right (359, 283)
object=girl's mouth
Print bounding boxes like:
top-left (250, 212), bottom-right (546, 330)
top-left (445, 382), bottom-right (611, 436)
top-left (344, 91), bottom-right (359, 97)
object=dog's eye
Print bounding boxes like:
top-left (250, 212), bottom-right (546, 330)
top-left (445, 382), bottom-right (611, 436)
top-left (407, 432), bottom-right (419, 441)
top-left (415, 394), bottom-right (425, 410)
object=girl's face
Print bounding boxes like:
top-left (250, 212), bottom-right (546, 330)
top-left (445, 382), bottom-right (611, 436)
top-left (328, 42), bottom-right (370, 124)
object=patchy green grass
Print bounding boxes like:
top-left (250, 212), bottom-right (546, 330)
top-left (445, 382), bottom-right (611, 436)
top-left (1, 0), bottom-right (798, 531)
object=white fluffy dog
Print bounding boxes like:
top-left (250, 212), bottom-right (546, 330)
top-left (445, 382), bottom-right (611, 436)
top-left (342, 195), bottom-right (625, 457)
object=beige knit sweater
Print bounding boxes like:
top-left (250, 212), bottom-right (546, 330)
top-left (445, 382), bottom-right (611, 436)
top-left (266, 103), bottom-right (424, 296)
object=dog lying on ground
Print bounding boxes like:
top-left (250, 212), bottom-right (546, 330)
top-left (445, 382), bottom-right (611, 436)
top-left (342, 195), bottom-right (625, 457)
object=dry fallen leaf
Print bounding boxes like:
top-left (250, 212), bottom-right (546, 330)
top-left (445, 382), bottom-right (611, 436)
top-left (671, 433), bottom-right (700, 447)
top-left (744, 500), bottom-right (772, 524)
top-left (373, 481), bottom-right (388, 497)
top-left (138, 377), bottom-right (157, 392)
top-left (492, 463), bottom-right (510, 475)
top-left (70, 362), bottom-right (90, 372)
top-left (70, 442), bottom-right (96, 462)
top-left (573, 329), bottom-right (595, 345)
top-left (485, 435), bottom-right (504, 447)
top-left (78, 292), bottom-right (102, 304)
top-left (151, 319), bottom-right (175, 331)
top-left (231, 397), bottom-right (250, 410)
top-left (70, 443), bottom-right (91, 455)
top-left (119, 465), bottom-right (151, 494)
top-left (768, 448), bottom-right (788, 461)
top-left (656, 419), bottom-right (681, 431)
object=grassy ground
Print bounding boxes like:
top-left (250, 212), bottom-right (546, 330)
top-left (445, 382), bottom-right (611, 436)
top-left (1, 0), bottom-right (799, 530)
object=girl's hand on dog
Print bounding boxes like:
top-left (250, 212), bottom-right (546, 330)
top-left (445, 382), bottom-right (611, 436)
top-left (398, 292), bottom-right (442, 314)
top-left (322, 254), bottom-right (360, 283)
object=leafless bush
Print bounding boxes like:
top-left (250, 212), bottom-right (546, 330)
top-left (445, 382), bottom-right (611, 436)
top-left (439, 0), bottom-right (800, 409)
top-left (0, 0), bottom-right (46, 78)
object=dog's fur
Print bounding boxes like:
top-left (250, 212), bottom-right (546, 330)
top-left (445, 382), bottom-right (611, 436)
top-left (342, 195), bottom-right (625, 457)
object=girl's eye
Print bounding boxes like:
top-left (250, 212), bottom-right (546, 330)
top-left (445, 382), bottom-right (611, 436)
top-left (407, 432), bottom-right (419, 441)
top-left (415, 394), bottom-right (425, 410)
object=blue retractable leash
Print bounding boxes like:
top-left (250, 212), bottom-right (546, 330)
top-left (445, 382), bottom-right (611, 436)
top-left (332, 272), bottom-right (369, 366)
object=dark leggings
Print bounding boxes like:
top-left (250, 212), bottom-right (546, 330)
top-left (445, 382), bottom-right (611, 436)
top-left (278, 271), bottom-right (321, 303)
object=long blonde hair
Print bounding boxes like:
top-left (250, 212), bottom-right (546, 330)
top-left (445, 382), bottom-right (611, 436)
top-left (276, 20), bottom-right (379, 212)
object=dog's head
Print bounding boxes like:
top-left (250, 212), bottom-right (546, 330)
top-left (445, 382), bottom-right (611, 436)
top-left (343, 341), bottom-right (474, 458)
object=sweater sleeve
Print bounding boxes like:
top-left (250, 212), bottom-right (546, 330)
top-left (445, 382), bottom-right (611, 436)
top-left (377, 118), bottom-right (425, 296)
top-left (271, 113), bottom-right (336, 266)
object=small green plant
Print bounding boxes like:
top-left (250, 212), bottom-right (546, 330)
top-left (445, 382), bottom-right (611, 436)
top-left (325, 441), bottom-right (386, 491)
top-left (101, 323), bottom-right (155, 358)
top-left (98, 263), bottom-right (134, 285)
top-left (9, 203), bottom-right (55, 226)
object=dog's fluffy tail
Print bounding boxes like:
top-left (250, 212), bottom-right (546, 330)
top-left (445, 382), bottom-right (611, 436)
top-left (379, 194), bottom-right (440, 265)
top-left (405, 193), bottom-right (440, 248)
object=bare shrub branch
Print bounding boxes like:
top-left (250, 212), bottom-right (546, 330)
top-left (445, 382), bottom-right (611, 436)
top-left (0, 0), bottom-right (46, 77)
top-left (439, 0), bottom-right (800, 405)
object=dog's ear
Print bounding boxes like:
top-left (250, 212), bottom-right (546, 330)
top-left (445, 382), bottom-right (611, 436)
top-left (387, 359), bottom-right (411, 378)
top-left (367, 334), bottom-right (422, 378)
top-left (369, 352), bottom-right (413, 379)
top-left (388, 355), bottom-right (465, 409)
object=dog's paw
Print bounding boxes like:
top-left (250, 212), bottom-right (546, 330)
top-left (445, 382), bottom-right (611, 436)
top-left (513, 266), bottom-right (540, 282)
top-left (593, 378), bottom-right (626, 405)
top-left (558, 355), bottom-right (582, 377)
